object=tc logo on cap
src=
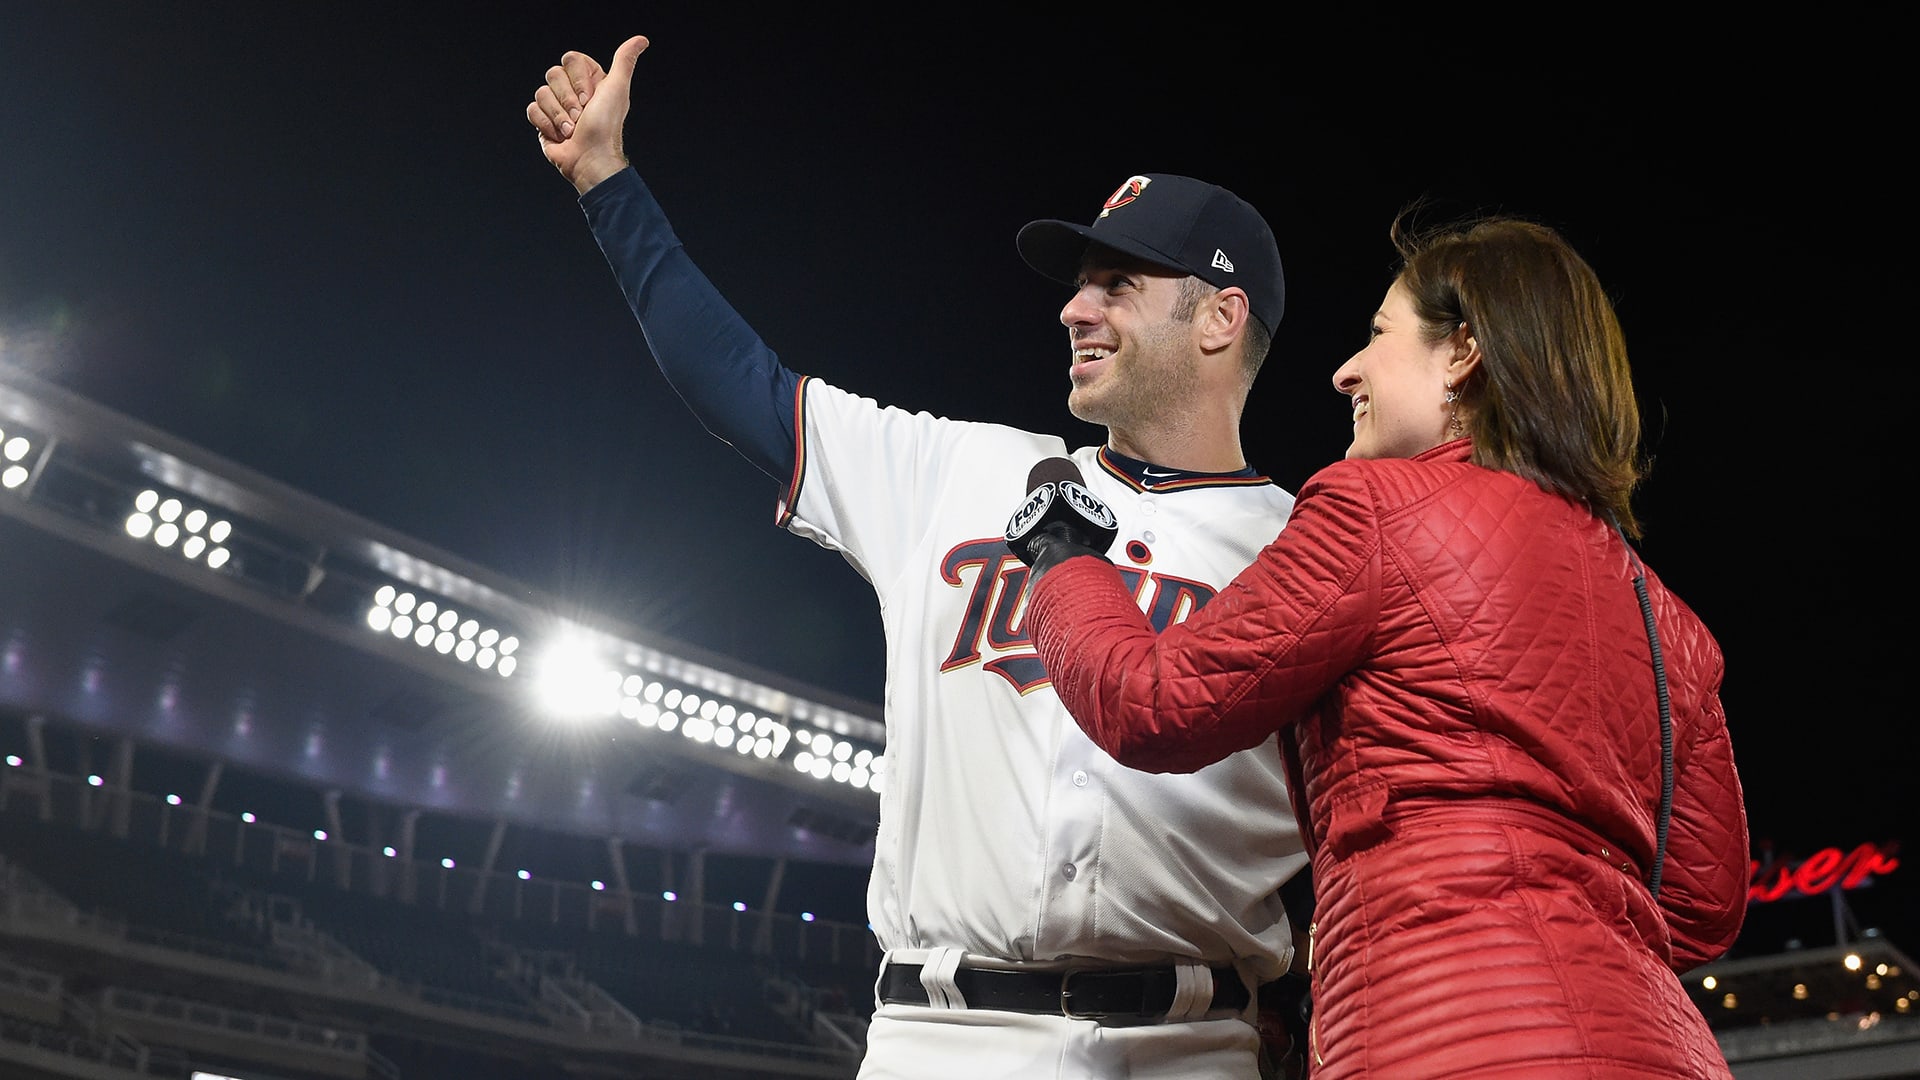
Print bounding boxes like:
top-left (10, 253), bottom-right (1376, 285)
top-left (1099, 175), bottom-right (1152, 218)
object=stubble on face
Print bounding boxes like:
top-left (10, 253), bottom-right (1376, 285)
top-left (1068, 308), bottom-right (1199, 431)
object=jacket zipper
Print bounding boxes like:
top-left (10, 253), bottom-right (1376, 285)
top-left (1307, 920), bottom-right (1323, 1067)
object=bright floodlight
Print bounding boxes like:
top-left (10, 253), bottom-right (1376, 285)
top-left (530, 633), bottom-right (622, 720)
top-left (364, 588), bottom-right (515, 676)
top-left (128, 489), bottom-right (231, 568)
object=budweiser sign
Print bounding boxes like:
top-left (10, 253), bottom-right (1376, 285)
top-left (1749, 842), bottom-right (1901, 903)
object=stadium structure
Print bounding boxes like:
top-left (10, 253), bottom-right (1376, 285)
top-left (0, 359), bottom-right (1914, 1080)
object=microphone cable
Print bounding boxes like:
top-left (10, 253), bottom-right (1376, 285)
top-left (1618, 525), bottom-right (1674, 900)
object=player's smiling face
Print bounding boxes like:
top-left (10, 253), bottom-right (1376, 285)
top-left (1059, 251), bottom-right (1201, 432)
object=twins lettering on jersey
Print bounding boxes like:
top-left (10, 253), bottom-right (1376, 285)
top-left (938, 537), bottom-right (1216, 692)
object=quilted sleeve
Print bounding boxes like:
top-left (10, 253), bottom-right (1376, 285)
top-left (1026, 463), bottom-right (1381, 773)
top-left (1656, 694), bottom-right (1750, 970)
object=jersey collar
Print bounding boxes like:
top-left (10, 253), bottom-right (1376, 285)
top-left (1096, 446), bottom-right (1270, 493)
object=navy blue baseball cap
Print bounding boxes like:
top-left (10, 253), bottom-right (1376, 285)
top-left (1017, 173), bottom-right (1286, 334)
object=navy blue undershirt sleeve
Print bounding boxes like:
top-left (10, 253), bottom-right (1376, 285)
top-left (580, 166), bottom-right (799, 482)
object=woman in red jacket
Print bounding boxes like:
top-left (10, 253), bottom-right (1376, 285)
top-left (1016, 214), bottom-right (1748, 1079)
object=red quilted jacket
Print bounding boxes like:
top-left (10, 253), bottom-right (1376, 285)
top-left (1028, 440), bottom-right (1748, 1079)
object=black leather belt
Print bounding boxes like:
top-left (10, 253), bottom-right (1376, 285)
top-left (879, 961), bottom-right (1249, 1021)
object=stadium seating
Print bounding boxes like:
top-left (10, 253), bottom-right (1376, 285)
top-left (2, 794), bottom-right (867, 1078)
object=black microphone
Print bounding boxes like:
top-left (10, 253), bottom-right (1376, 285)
top-left (1005, 457), bottom-right (1119, 568)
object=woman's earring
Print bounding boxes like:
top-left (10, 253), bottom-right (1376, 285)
top-left (1444, 381), bottom-right (1465, 437)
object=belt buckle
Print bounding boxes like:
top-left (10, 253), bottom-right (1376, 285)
top-left (1060, 967), bottom-right (1111, 1020)
top-left (1061, 966), bottom-right (1161, 1022)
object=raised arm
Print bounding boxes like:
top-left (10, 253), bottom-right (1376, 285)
top-left (527, 36), bottom-right (800, 483)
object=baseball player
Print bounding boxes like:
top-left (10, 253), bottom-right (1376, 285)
top-left (528, 35), bottom-right (1309, 1080)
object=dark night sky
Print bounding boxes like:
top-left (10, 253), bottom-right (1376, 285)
top-left (1, 6), bottom-right (1908, 949)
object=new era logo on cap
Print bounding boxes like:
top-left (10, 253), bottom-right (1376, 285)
top-left (1016, 173), bottom-right (1286, 333)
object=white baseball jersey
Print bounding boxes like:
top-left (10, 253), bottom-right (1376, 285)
top-left (780, 378), bottom-right (1308, 978)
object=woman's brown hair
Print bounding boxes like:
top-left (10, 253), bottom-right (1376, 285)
top-left (1391, 209), bottom-right (1646, 538)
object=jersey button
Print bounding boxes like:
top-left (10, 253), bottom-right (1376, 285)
top-left (1141, 530), bottom-right (1156, 543)
top-left (1138, 500), bottom-right (1158, 516)
top-left (1072, 770), bottom-right (1089, 787)
top-left (1061, 863), bottom-right (1077, 881)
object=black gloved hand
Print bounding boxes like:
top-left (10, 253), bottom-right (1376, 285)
top-left (1005, 465), bottom-right (1117, 579)
top-left (1024, 525), bottom-right (1111, 584)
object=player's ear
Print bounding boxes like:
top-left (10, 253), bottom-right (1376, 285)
top-left (1197, 286), bottom-right (1250, 353)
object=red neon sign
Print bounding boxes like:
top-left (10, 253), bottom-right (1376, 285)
top-left (1748, 842), bottom-right (1901, 903)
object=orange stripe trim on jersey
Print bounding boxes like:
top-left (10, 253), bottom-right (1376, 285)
top-left (775, 375), bottom-right (812, 528)
top-left (1094, 446), bottom-right (1273, 493)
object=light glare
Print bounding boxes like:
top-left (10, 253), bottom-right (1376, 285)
top-left (529, 634), bottom-right (620, 719)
